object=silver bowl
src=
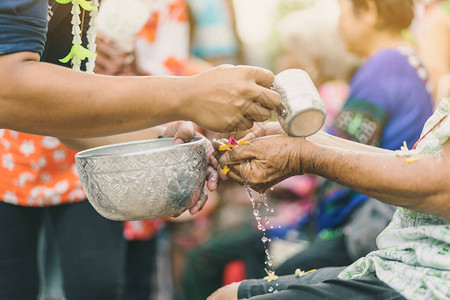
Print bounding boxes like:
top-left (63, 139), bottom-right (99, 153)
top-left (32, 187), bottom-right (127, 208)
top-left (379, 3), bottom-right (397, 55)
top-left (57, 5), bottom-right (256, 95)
top-left (75, 137), bottom-right (208, 221)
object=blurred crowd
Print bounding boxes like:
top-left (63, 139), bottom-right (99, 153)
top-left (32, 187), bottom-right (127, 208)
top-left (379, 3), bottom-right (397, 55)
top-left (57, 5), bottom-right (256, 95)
top-left (2, 0), bottom-right (449, 299)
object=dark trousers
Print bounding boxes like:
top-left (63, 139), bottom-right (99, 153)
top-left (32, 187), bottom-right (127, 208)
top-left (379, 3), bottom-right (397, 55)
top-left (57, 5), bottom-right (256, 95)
top-left (124, 238), bottom-right (158, 300)
top-left (239, 266), bottom-right (406, 300)
top-left (0, 201), bottom-right (125, 300)
top-left (275, 235), bottom-right (353, 276)
top-left (183, 227), bottom-right (266, 300)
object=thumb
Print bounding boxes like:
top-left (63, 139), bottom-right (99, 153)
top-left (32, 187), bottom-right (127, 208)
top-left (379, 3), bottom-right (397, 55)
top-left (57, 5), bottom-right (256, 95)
top-left (219, 145), bottom-right (255, 165)
top-left (172, 121), bottom-right (196, 145)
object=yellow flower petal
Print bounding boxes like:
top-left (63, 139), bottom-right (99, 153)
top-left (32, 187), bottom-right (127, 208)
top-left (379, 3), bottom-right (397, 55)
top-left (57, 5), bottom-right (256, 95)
top-left (219, 144), bottom-right (236, 151)
top-left (263, 268), bottom-right (279, 282)
top-left (406, 157), bottom-right (420, 164)
top-left (238, 140), bottom-right (251, 145)
top-left (221, 165), bottom-right (230, 175)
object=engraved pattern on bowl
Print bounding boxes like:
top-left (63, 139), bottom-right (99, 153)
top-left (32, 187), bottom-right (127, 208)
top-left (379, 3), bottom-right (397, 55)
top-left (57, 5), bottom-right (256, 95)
top-left (75, 137), bottom-right (208, 221)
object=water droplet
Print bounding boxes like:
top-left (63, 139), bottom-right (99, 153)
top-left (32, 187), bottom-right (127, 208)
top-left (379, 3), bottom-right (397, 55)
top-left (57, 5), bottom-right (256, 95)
top-left (270, 187), bottom-right (274, 191)
top-left (268, 287), bottom-right (274, 292)
top-left (243, 176), bottom-right (275, 275)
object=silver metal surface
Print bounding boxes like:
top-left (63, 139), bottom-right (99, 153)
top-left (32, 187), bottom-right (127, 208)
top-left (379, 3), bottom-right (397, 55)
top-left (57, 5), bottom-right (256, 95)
top-left (272, 69), bottom-right (327, 137)
top-left (75, 137), bottom-right (208, 221)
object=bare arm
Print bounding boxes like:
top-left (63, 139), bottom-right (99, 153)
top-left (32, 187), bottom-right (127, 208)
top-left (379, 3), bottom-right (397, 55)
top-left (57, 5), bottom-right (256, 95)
top-left (0, 52), bottom-right (184, 137)
top-left (306, 131), bottom-right (391, 154)
top-left (59, 126), bottom-right (167, 151)
top-left (239, 122), bottom-right (390, 153)
top-left (0, 52), bottom-right (280, 137)
top-left (302, 138), bottom-right (450, 219)
top-left (416, 4), bottom-right (450, 102)
top-left (219, 135), bottom-right (450, 220)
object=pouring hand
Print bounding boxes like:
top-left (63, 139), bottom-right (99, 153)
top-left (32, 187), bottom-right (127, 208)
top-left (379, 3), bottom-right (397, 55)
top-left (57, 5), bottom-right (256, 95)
top-left (181, 65), bottom-right (281, 133)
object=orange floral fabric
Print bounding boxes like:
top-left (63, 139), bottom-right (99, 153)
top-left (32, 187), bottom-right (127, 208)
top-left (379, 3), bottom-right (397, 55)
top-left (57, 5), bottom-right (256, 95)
top-left (134, 0), bottom-right (190, 76)
top-left (0, 130), bottom-right (85, 206)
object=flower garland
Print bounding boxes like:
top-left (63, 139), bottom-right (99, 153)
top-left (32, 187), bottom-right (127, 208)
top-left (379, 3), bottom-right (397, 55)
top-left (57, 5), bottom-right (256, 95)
top-left (55, 0), bottom-right (99, 72)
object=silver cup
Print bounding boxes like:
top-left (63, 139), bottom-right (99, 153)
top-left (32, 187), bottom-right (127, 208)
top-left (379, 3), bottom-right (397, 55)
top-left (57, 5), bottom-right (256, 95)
top-left (272, 69), bottom-right (327, 137)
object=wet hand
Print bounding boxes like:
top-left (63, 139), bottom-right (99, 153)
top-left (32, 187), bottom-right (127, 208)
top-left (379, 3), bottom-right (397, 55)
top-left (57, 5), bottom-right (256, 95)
top-left (217, 136), bottom-right (305, 193)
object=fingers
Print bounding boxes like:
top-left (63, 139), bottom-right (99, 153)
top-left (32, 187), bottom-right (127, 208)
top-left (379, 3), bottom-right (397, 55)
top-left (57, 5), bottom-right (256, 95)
top-left (239, 66), bottom-right (280, 110)
top-left (241, 122), bottom-right (285, 141)
top-left (189, 186), bottom-right (208, 215)
top-left (218, 128), bottom-right (254, 141)
top-left (241, 122), bottom-right (266, 141)
top-left (224, 116), bottom-right (254, 133)
top-left (164, 121), bottom-right (196, 145)
top-left (206, 165), bottom-right (218, 191)
top-left (219, 144), bottom-right (255, 165)
top-left (224, 168), bottom-right (245, 185)
top-left (241, 131), bottom-right (259, 142)
top-left (207, 142), bottom-right (220, 168)
top-left (242, 65), bottom-right (275, 88)
top-left (253, 86), bottom-right (281, 110)
top-left (244, 103), bottom-right (271, 122)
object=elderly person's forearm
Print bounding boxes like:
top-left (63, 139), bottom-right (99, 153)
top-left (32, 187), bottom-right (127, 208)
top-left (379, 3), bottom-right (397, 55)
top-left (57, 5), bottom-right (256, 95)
top-left (302, 139), bottom-right (450, 220)
top-left (307, 131), bottom-right (390, 153)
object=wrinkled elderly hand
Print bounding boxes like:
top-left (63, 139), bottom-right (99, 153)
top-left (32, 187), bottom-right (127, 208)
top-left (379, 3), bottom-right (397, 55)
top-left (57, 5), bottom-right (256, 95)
top-left (163, 121), bottom-right (225, 215)
top-left (215, 135), bottom-right (307, 193)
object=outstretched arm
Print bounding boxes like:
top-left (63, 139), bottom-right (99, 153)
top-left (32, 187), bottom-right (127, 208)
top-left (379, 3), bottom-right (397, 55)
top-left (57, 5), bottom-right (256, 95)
top-left (219, 135), bottom-right (450, 220)
top-left (304, 137), bottom-right (450, 219)
top-left (0, 52), bottom-right (280, 138)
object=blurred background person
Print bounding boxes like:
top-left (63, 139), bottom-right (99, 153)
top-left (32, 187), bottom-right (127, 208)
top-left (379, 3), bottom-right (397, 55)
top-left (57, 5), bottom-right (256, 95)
top-left (274, 0), bottom-right (360, 127)
top-left (225, 0), bottom-right (433, 278)
top-left (275, 0), bottom-right (433, 275)
top-left (187, 0), bottom-right (241, 65)
top-left (413, 0), bottom-right (450, 104)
